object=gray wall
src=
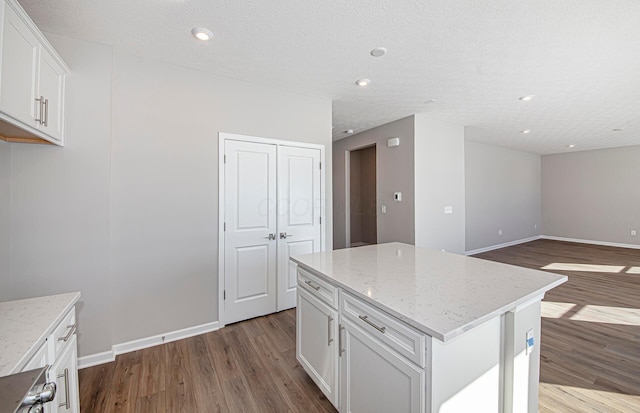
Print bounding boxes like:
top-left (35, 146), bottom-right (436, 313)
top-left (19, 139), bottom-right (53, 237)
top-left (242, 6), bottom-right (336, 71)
top-left (542, 146), bottom-right (640, 246)
top-left (0, 140), bottom-right (10, 301)
top-left (333, 116), bottom-right (415, 249)
top-left (414, 115), bottom-right (466, 254)
top-left (465, 140), bottom-right (541, 252)
top-left (9, 35), bottom-right (113, 356)
top-left (5, 35), bottom-right (332, 357)
top-left (109, 52), bottom-right (331, 344)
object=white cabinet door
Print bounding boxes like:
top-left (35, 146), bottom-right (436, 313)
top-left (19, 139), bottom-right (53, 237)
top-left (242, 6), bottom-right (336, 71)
top-left (339, 318), bottom-right (425, 413)
top-left (296, 287), bottom-right (339, 406)
top-left (36, 48), bottom-right (65, 142)
top-left (277, 146), bottom-right (322, 311)
top-left (0, 2), bottom-right (39, 126)
top-left (47, 335), bottom-right (79, 413)
top-left (224, 139), bottom-right (278, 324)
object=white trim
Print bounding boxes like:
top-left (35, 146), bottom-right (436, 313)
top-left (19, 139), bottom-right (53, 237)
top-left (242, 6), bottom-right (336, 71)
top-left (77, 350), bottom-right (115, 369)
top-left (345, 150), bottom-right (351, 248)
top-left (218, 132), bottom-right (326, 327)
top-left (541, 235), bottom-right (640, 250)
top-left (465, 236), bottom-right (542, 256)
top-left (78, 321), bottom-right (220, 369)
top-left (218, 135), bottom-right (226, 330)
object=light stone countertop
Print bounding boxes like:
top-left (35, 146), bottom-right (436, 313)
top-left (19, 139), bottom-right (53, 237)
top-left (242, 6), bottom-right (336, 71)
top-left (0, 292), bottom-right (81, 377)
top-left (291, 243), bottom-right (566, 342)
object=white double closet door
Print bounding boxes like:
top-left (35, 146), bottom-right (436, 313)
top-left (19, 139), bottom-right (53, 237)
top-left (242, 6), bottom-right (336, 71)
top-left (224, 138), bottom-right (322, 325)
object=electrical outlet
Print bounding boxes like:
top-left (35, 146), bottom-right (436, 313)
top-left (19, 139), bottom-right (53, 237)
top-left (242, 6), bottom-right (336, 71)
top-left (632, 230), bottom-right (637, 236)
top-left (381, 205), bottom-right (387, 214)
top-left (498, 229), bottom-right (503, 236)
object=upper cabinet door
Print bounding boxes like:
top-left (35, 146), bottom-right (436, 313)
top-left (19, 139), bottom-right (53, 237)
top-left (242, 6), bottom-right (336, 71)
top-left (0, 2), bottom-right (39, 127)
top-left (37, 48), bottom-right (65, 142)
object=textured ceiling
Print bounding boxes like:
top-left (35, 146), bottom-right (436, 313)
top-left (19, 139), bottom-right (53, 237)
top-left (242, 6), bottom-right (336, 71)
top-left (18, 0), bottom-right (640, 154)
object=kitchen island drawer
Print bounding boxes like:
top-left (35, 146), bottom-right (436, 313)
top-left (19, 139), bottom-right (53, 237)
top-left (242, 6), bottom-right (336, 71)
top-left (340, 290), bottom-right (427, 367)
top-left (297, 267), bottom-right (338, 308)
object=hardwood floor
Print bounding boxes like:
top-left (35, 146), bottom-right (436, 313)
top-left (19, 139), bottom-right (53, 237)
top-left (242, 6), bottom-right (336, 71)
top-left (80, 239), bottom-right (639, 412)
top-left (79, 310), bottom-right (337, 413)
top-left (476, 239), bottom-right (640, 413)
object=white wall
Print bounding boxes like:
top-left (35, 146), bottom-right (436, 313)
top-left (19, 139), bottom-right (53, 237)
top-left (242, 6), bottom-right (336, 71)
top-left (5, 35), bottom-right (332, 357)
top-left (332, 116), bottom-right (415, 249)
top-left (465, 141), bottom-right (541, 253)
top-left (9, 35), bottom-right (113, 356)
top-left (0, 140), bottom-right (10, 301)
top-left (542, 146), bottom-right (640, 246)
top-left (414, 115), bottom-right (466, 254)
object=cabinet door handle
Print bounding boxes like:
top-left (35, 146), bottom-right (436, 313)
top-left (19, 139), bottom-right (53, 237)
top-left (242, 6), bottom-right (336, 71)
top-left (358, 315), bottom-right (386, 334)
top-left (35, 96), bottom-right (45, 125)
top-left (338, 325), bottom-right (345, 357)
top-left (44, 98), bottom-right (49, 127)
top-left (327, 315), bottom-right (333, 346)
top-left (57, 368), bottom-right (70, 409)
top-left (279, 232), bottom-right (293, 239)
top-left (58, 323), bottom-right (77, 342)
top-left (304, 280), bottom-right (320, 291)
top-left (263, 233), bottom-right (276, 240)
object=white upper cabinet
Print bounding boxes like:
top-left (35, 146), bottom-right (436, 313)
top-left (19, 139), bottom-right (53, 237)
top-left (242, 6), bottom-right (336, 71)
top-left (0, 0), bottom-right (69, 145)
top-left (36, 47), bottom-right (66, 141)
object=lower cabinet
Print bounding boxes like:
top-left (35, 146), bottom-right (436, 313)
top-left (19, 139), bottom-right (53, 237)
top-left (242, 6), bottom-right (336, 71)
top-left (296, 268), bottom-right (428, 413)
top-left (21, 306), bottom-right (79, 413)
top-left (296, 286), bottom-right (339, 406)
top-left (339, 318), bottom-right (425, 413)
top-left (48, 334), bottom-right (79, 413)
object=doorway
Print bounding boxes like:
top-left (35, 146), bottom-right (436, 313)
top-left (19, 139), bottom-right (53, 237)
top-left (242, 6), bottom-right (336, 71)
top-left (349, 145), bottom-right (377, 247)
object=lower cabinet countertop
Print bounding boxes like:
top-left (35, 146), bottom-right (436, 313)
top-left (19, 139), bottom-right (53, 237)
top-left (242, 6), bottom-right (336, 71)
top-left (0, 292), bottom-right (81, 377)
top-left (291, 242), bottom-right (566, 341)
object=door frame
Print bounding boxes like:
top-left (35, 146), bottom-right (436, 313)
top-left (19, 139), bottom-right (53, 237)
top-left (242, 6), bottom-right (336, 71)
top-left (344, 143), bottom-right (377, 248)
top-left (218, 132), bottom-right (326, 327)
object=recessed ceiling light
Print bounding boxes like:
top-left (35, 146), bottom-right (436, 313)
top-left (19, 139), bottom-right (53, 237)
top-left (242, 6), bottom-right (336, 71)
top-left (612, 128), bottom-right (623, 132)
top-left (518, 95), bottom-right (535, 101)
top-left (567, 144), bottom-right (576, 148)
top-left (425, 99), bottom-right (437, 104)
top-left (345, 129), bottom-right (354, 134)
top-left (355, 79), bottom-right (371, 87)
top-left (191, 27), bottom-right (214, 41)
top-left (521, 129), bottom-right (531, 134)
top-left (370, 47), bottom-right (387, 57)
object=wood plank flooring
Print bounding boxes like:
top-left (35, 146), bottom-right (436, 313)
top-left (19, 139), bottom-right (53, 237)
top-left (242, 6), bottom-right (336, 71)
top-left (80, 239), bottom-right (639, 412)
top-left (475, 239), bottom-right (640, 413)
top-left (79, 310), bottom-right (337, 412)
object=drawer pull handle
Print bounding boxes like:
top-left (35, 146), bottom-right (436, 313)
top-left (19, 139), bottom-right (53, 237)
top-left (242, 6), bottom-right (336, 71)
top-left (57, 368), bottom-right (70, 409)
top-left (328, 315), bottom-right (333, 346)
top-left (58, 323), bottom-right (77, 342)
top-left (359, 315), bottom-right (386, 334)
top-left (304, 280), bottom-right (320, 291)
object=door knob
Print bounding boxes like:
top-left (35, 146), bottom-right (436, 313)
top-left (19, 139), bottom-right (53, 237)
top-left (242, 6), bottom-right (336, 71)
top-left (264, 233), bottom-right (276, 240)
top-left (279, 232), bottom-right (293, 239)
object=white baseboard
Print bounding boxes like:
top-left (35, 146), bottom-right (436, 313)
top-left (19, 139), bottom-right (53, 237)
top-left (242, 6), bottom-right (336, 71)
top-left (77, 350), bottom-right (115, 369)
top-left (541, 235), bottom-right (640, 250)
top-left (78, 320), bottom-right (220, 369)
top-left (465, 236), bottom-right (542, 256)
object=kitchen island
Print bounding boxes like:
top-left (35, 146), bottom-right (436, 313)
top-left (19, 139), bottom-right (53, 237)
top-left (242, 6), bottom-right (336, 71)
top-left (291, 243), bottom-right (566, 413)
